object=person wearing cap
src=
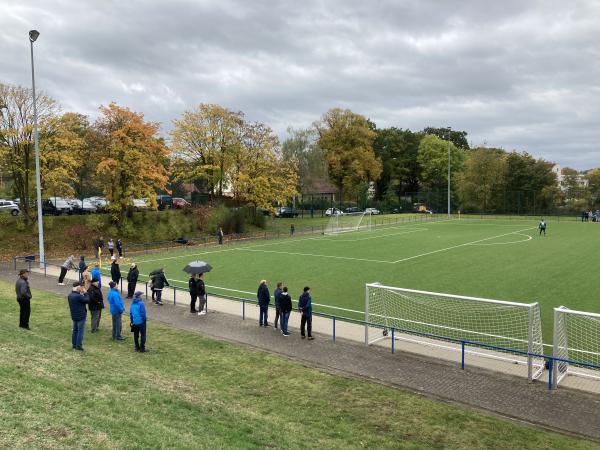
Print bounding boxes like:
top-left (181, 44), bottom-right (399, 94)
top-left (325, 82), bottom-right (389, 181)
top-left (126, 263), bottom-right (139, 299)
top-left (15, 269), bottom-right (32, 330)
top-left (129, 291), bottom-right (147, 352)
top-left (108, 281), bottom-right (126, 340)
top-left (87, 278), bottom-right (104, 333)
top-left (68, 281), bottom-right (90, 351)
top-left (257, 280), bottom-right (270, 327)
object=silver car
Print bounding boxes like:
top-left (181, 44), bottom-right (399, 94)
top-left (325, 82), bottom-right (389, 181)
top-left (0, 199), bottom-right (20, 216)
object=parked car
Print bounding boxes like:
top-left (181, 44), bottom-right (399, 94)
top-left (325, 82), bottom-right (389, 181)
top-left (86, 197), bottom-right (108, 212)
top-left (132, 198), bottom-right (148, 211)
top-left (172, 197), bottom-right (191, 209)
top-left (156, 195), bottom-right (173, 210)
top-left (325, 208), bottom-right (344, 216)
top-left (67, 198), bottom-right (97, 214)
top-left (345, 207), bottom-right (363, 214)
top-left (0, 199), bottom-right (20, 216)
top-left (275, 206), bottom-right (298, 218)
top-left (42, 198), bottom-right (72, 215)
top-left (365, 208), bottom-right (381, 215)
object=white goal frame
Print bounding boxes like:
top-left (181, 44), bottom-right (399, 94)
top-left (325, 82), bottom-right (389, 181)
top-left (325, 211), bottom-right (372, 235)
top-left (552, 306), bottom-right (600, 388)
top-left (365, 283), bottom-right (545, 382)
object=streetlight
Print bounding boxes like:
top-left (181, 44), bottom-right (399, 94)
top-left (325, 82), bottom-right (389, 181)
top-left (29, 29), bottom-right (45, 269)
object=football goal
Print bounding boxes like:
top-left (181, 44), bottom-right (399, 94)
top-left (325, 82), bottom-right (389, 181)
top-left (552, 306), bottom-right (600, 387)
top-left (365, 283), bottom-right (545, 381)
top-left (325, 211), bottom-right (372, 235)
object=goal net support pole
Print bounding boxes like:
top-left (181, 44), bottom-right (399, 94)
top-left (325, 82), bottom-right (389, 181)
top-left (365, 283), bottom-right (545, 382)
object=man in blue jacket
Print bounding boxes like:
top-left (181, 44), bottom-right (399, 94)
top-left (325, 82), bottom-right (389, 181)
top-left (68, 281), bottom-right (90, 351)
top-left (130, 291), bottom-right (147, 352)
top-left (298, 286), bottom-right (313, 340)
top-left (257, 280), bottom-right (270, 327)
top-left (108, 281), bottom-right (126, 341)
top-left (91, 263), bottom-right (102, 288)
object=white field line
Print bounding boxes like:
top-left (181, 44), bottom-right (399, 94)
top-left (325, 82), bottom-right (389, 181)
top-left (471, 233), bottom-right (533, 246)
top-left (235, 248), bottom-right (396, 264)
top-left (319, 228), bottom-right (428, 242)
top-left (392, 226), bottom-right (537, 264)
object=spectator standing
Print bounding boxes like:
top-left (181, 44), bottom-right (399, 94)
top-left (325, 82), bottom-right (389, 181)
top-left (15, 269), bottom-right (32, 330)
top-left (126, 263), bottom-right (139, 299)
top-left (130, 291), bottom-right (148, 352)
top-left (87, 278), bottom-right (104, 333)
top-left (217, 226), bottom-right (224, 245)
top-left (68, 281), bottom-right (90, 351)
top-left (110, 257), bottom-right (121, 284)
top-left (108, 281), bottom-right (126, 340)
top-left (197, 273), bottom-right (207, 316)
top-left (116, 238), bottom-right (123, 258)
top-left (279, 287), bottom-right (292, 336)
top-left (152, 268), bottom-right (169, 305)
top-left (107, 238), bottom-right (115, 257)
top-left (290, 224), bottom-right (295, 236)
top-left (273, 282), bottom-right (283, 330)
top-left (257, 280), bottom-right (270, 327)
top-left (91, 263), bottom-right (102, 289)
top-left (78, 255), bottom-right (86, 282)
top-left (95, 237), bottom-right (104, 259)
top-left (298, 286), bottom-right (313, 340)
top-left (58, 255), bottom-right (77, 286)
top-left (189, 273), bottom-right (199, 313)
top-left (81, 265), bottom-right (92, 290)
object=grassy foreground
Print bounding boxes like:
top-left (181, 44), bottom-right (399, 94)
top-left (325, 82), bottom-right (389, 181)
top-left (0, 282), bottom-right (595, 449)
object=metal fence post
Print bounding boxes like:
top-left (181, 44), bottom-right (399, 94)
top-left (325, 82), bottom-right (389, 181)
top-left (391, 328), bottom-right (395, 354)
top-left (173, 286), bottom-right (176, 305)
top-left (44, 261), bottom-right (47, 277)
top-left (548, 359), bottom-right (554, 390)
top-left (120, 277), bottom-right (123, 292)
top-left (13, 257), bottom-right (16, 270)
top-left (145, 282), bottom-right (148, 300)
top-left (205, 293), bottom-right (208, 313)
top-left (242, 299), bottom-right (245, 320)
top-left (461, 341), bottom-right (465, 369)
top-left (333, 316), bottom-right (336, 342)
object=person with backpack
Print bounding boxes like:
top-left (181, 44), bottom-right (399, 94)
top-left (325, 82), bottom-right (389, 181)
top-left (279, 287), bottom-right (292, 336)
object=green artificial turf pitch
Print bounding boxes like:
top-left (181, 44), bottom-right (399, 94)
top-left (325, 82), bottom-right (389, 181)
top-left (120, 217), bottom-right (599, 345)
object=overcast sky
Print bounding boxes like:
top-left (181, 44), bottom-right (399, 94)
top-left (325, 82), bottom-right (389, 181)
top-left (1, 0), bottom-right (599, 169)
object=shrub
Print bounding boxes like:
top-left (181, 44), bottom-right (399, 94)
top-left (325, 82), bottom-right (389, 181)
top-left (65, 224), bottom-right (94, 250)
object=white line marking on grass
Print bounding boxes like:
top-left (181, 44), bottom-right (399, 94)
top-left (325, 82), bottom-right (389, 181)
top-left (236, 248), bottom-right (396, 264)
top-left (471, 233), bottom-right (533, 246)
top-left (392, 227), bottom-right (537, 264)
top-left (319, 228), bottom-right (428, 242)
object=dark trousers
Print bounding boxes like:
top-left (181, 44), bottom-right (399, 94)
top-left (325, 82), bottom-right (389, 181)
top-left (112, 313), bottom-right (122, 339)
top-left (17, 298), bottom-right (30, 328)
top-left (109, 248), bottom-right (114, 257)
top-left (281, 311), bottom-right (290, 334)
top-left (190, 293), bottom-right (197, 311)
top-left (301, 313), bottom-right (312, 337)
top-left (274, 306), bottom-right (281, 328)
top-left (118, 248), bottom-right (123, 257)
top-left (151, 288), bottom-right (156, 301)
top-left (259, 305), bottom-right (268, 326)
top-left (198, 294), bottom-right (206, 312)
top-left (155, 289), bottom-right (163, 304)
top-left (133, 322), bottom-right (147, 351)
top-left (127, 281), bottom-right (136, 298)
top-left (72, 319), bottom-right (86, 349)
top-left (58, 267), bottom-right (68, 283)
top-left (90, 309), bottom-right (102, 332)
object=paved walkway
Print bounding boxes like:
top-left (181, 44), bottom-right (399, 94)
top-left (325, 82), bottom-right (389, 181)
top-left (2, 263), bottom-right (599, 442)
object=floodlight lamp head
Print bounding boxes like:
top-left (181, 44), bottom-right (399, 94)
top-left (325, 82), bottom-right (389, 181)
top-left (29, 30), bottom-right (40, 42)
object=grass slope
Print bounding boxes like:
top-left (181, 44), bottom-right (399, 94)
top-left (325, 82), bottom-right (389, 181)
top-left (0, 282), bottom-right (595, 449)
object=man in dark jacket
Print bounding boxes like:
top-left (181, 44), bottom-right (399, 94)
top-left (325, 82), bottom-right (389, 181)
top-left (197, 273), bottom-right (207, 315)
top-left (273, 282), bottom-right (283, 330)
top-left (257, 280), bottom-right (270, 327)
top-left (152, 268), bottom-right (169, 305)
top-left (126, 263), bottom-right (139, 299)
top-left (110, 258), bottom-right (121, 284)
top-left (279, 286), bottom-right (292, 336)
top-left (189, 274), bottom-right (199, 313)
top-left (78, 256), bottom-right (86, 282)
top-left (68, 281), bottom-right (90, 351)
top-left (298, 286), bottom-right (313, 340)
top-left (87, 278), bottom-right (104, 332)
top-left (15, 269), bottom-right (32, 330)
top-left (116, 238), bottom-right (123, 258)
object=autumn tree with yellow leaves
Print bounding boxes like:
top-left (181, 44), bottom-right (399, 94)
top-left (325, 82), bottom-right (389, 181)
top-left (92, 103), bottom-right (170, 224)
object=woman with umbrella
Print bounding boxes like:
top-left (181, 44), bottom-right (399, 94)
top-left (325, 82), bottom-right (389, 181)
top-left (184, 261), bottom-right (211, 315)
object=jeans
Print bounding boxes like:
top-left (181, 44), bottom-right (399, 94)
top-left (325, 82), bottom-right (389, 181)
top-left (281, 312), bottom-right (290, 334)
top-left (155, 289), bottom-right (163, 303)
top-left (58, 267), bottom-right (68, 283)
top-left (259, 305), bottom-right (269, 326)
top-left (17, 298), bottom-right (31, 328)
top-left (90, 309), bottom-right (102, 332)
top-left (274, 306), bottom-right (281, 328)
top-left (72, 319), bottom-right (86, 349)
top-left (133, 322), bottom-right (147, 351)
top-left (301, 313), bottom-right (312, 337)
top-left (112, 313), bottom-right (122, 339)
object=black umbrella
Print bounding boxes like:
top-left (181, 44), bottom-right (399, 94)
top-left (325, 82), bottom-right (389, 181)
top-left (183, 261), bottom-right (213, 274)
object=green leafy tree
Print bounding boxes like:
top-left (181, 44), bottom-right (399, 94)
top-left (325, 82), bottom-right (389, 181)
top-left (423, 127), bottom-right (469, 149)
top-left (417, 135), bottom-right (465, 192)
top-left (457, 148), bottom-right (506, 212)
top-left (314, 108), bottom-right (382, 203)
top-left (281, 127), bottom-right (327, 194)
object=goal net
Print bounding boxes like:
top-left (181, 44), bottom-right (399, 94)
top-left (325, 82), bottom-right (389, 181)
top-left (365, 283), bottom-right (545, 381)
top-left (552, 306), bottom-right (600, 387)
top-left (325, 211), bottom-right (371, 235)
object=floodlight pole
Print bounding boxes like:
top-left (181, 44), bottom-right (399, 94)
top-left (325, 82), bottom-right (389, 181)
top-left (447, 140), bottom-right (451, 218)
top-left (29, 30), bottom-right (45, 269)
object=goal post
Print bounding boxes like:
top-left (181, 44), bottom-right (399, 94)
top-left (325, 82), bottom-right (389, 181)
top-left (552, 306), bottom-right (600, 388)
top-left (325, 211), bottom-right (372, 235)
top-left (365, 283), bottom-right (545, 381)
